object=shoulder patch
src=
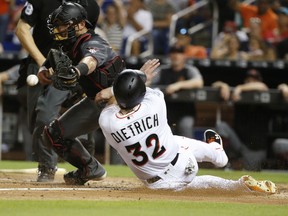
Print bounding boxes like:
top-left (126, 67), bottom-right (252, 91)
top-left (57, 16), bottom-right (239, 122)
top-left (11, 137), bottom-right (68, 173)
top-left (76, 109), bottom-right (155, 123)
top-left (24, 3), bottom-right (33, 16)
top-left (86, 47), bottom-right (99, 54)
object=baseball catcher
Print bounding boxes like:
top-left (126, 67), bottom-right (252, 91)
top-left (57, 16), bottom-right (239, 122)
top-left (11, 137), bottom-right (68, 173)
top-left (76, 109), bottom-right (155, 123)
top-left (37, 2), bottom-right (125, 185)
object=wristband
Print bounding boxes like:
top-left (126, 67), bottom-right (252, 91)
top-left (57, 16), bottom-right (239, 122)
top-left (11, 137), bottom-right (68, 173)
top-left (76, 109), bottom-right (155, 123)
top-left (75, 63), bottom-right (89, 76)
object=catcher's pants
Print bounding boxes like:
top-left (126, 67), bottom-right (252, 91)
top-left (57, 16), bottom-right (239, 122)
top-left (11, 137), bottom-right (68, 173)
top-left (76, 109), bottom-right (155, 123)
top-left (43, 96), bottom-right (103, 171)
top-left (57, 96), bottom-right (102, 139)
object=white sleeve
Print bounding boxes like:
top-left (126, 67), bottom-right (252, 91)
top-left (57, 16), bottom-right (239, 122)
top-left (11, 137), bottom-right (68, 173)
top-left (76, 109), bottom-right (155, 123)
top-left (146, 87), bottom-right (164, 99)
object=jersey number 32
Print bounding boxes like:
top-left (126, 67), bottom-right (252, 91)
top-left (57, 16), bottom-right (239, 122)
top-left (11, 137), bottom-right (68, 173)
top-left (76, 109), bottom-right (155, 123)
top-left (125, 133), bottom-right (166, 166)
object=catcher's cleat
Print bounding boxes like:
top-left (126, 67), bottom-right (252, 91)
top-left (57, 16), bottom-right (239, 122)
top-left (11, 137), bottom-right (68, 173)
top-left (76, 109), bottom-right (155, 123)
top-left (241, 175), bottom-right (277, 194)
top-left (64, 164), bottom-right (107, 185)
top-left (37, 166), bottom-right (57, 182)
top-left (204, 129), bottom-right (223, 148)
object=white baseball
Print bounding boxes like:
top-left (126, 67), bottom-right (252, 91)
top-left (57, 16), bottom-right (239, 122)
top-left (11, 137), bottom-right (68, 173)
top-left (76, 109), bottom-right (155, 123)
top-left (26, 74), bottom-right (39, 86)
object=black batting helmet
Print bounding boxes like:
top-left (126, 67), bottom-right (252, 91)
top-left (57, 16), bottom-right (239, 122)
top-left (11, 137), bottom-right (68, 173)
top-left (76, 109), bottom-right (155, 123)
top-left (47, 2), bottom-right (92, 43)
top-left (113, 70), bottom-right (146, 109)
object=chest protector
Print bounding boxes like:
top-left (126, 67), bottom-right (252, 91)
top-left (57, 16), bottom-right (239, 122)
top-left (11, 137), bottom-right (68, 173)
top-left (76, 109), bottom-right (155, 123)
top-left (70, 33), bottom-right (126, 98)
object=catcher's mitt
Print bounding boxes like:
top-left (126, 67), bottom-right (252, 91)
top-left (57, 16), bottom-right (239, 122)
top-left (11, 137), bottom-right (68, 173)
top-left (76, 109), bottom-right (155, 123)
top-left (46, 48), bottom-right (79, 91)
top-left (53, 66), bottom-right (79, 91)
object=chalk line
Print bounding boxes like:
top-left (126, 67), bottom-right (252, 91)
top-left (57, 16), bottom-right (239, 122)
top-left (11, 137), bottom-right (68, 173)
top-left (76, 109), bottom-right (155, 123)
top-left (0, 187), bottom-right (101, 191)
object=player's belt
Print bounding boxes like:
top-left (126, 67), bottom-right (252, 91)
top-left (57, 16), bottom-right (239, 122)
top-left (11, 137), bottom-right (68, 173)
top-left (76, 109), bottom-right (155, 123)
top-left (146, 153), bottom-right (179, 184)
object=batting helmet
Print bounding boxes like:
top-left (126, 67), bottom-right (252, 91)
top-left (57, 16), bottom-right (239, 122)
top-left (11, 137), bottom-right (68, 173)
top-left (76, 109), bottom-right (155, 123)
top-left (113, 70), bottom-right (146, 109)
top-left (47, 2), bottom-right (91, 44)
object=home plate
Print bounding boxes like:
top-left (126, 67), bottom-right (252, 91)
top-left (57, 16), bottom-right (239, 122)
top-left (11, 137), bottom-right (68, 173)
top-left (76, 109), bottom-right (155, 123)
top-left (0, 168), bottom-right (67, 174)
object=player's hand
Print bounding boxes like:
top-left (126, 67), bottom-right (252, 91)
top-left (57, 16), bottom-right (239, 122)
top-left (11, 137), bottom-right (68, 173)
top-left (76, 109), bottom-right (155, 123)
top-left (140, 59), bottom-right (160, 85)
top-left (37, 66), bottom-right (53, 85)
top-left (95, 87), bottom-right (114, 105)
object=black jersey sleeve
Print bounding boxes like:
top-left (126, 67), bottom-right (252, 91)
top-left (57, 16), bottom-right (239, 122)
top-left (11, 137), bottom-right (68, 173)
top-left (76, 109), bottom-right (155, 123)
top-left (20, 0), bottom-right (43, 27)
top-left (80, 35), bottom-right (117, 66)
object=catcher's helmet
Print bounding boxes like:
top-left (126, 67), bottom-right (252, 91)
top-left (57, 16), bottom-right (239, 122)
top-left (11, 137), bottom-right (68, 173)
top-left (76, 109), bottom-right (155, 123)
top-left (47, 2), bottom-right (91, 43)
top-left (73, 0), bottom-right (100, 29)
top-left (113, 70), bottom-right (146, 109)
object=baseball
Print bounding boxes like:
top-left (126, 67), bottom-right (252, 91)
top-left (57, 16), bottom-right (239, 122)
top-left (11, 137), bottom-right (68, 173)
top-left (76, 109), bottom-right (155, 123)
top-left (26, 74), bottom-right (39, 86)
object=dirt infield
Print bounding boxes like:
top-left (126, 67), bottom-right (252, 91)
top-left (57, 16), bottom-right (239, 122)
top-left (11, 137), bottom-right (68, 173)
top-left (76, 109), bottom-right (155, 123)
top-left (0, 172), bottom-right (288, 204)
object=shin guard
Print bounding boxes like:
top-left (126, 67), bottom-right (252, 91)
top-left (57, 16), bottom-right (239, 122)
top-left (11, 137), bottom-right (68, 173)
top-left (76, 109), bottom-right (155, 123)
top-left (44, 119), bottom-right (98, 170)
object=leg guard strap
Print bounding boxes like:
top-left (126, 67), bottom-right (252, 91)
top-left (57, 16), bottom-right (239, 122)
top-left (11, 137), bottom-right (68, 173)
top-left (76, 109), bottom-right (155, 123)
top-left (44, 119), bottom-right (66, 157)
top-left (44, 120), bottom-right (95, 169)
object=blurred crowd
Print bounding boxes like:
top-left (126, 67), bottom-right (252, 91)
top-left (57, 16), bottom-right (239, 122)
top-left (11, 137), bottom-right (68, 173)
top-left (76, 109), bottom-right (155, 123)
top-left (2, 0), bottom-right (288, 61)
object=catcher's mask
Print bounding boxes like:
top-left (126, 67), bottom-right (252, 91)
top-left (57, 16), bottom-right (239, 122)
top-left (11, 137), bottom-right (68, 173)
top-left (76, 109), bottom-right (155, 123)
top-left (47, 2), bottom-right (92, 46)
top-left (113, 70), bottom-right (146, 109)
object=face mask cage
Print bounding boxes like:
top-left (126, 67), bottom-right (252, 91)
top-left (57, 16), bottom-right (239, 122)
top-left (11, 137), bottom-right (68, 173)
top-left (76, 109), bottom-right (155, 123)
top-left (51, 24), bottom-right (77, 42)
top-left (48, 15), bottom-right (78, 41)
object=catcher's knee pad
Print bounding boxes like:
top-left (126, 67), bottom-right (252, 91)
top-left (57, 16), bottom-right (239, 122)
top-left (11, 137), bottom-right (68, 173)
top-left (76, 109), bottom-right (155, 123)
top-left (44, 119), bottom-right (68, 157)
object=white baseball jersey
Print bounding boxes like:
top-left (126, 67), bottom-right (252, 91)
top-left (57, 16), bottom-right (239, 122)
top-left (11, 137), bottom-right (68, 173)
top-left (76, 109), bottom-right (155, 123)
top-left (100, 87), bottom-right (248, 191)
top-left (99, 88), bottom-right (179, 180)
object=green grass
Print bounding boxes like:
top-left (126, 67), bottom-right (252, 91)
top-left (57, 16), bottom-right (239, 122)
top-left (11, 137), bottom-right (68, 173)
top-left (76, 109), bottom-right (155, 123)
top-left (0, 161), bottom-right (287, 216)
top-left (0, 160), bottom-right (287, 182)
top-left (0, 200), bottom-right (287, 216)
top-left (0, 160), bottom-right (136, 177)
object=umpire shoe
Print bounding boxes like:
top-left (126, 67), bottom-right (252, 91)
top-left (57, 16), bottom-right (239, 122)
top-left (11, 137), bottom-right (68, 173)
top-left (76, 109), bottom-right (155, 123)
top-left (204, 129), bottom-right (223, 148)
top-left (37, 166), bottom-right (57, 182)
top-left (64, 163), bottom-right (107, 185)
top-left (241, 175), bottom-right (277, 194)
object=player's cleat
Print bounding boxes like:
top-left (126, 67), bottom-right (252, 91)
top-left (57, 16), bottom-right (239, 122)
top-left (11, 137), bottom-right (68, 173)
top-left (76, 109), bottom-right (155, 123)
top-left (241, 175), bottom-right (277, 194)
top-left (64, 163), bottom-right (107, 185)
top-left (204, 129), bottom-right (223, 148)
top-left (37, 166), bottom-right (57, 182)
